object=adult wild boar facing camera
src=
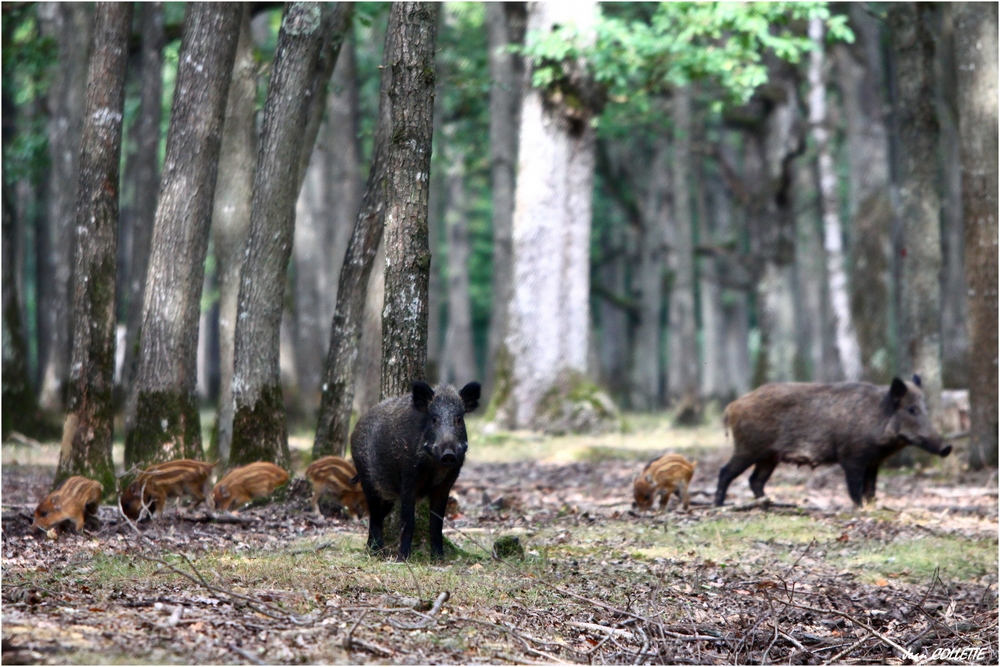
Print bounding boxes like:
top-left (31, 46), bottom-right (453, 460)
top-left (715, 376), bottom-right (950, 507)
top-left (351, 380), bottom-right (481, 561)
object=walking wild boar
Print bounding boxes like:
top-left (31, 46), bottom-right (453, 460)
top-left (212, 462), bottom-right (289, 512)
top-left (351, 380), bottom-right (481, 561)
top-left (715, 376), bottom-right (950, 507)
top-left (33, 476), bottom-right (103, 534)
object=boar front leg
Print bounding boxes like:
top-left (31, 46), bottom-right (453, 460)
top-left (428, 488), bottom-right (451, 559)
top-left (715, 455), bottom-right (755, 506)
top-left (397, 488), bottom-right (417, 561)
top-left (862, 463), bottom-right (880, 504)
top-left (361, 481), bottom-right (392, 555)
top-left (841, 463), bottom-right (866, 506)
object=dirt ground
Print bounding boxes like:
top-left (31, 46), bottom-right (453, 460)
top-left (2, 426), bottom-right (997, 665)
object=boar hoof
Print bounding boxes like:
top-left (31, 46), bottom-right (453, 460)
top-left (939, 445), bottom-right (952, 457)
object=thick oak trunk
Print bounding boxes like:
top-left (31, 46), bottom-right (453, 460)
top-left (230, 2), bottom-right (328, 470)
top-left (888, 4), bottom-right (943, 423)
top-left (379, 3), bottom-right (440, 399)
top-left (120, 2), bottom-right (165, 398)
top-left (954, 3), bottom-right (998, 468)
top-left (55, 2), bottom-right (133, 493)
top-left (123, 3), bottom-right (241, 469)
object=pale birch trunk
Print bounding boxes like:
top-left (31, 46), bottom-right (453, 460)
top-left (808, 17), bottom-right (862, 381)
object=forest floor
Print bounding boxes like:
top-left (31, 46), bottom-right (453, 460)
top-left (2, 414), bottom-right (997, 665)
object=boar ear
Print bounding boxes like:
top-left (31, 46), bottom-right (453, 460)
top-left (459, 382), bottom-right (481, 413)
top-left (912, 374), bottom-right (922, 388)
top-left (412, 381), bottom-right (435, 412)
top-left (889, 377), bottom-right (908, 406)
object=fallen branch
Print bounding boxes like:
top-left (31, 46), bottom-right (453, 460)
top-left (776, 598), bottom-right (918, 662)
top-left (228, 642), bottom-right (266, 665)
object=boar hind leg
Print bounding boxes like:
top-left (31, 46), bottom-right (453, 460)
top-left (715, 456), bottom-right (755, 506)
top-left (748, 454), bottom-right (779, 499)
top-left (841, 464), bottom-right (866, 506)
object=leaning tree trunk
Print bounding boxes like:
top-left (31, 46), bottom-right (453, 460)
top-left (294, 25), bottom-right (360, 416)
top-left (954, 3), bottom-right (998, 469)
top-left (440, 131), bottom-right (478, 386)
top-left (667, 86), bottom-right (700, 408)
top-left (313, 4), bottom-right (434, 457)
top-left (213, 5), bottom-right (258, 466)
top-left (229, 2), bottom-right (328, 470)
top-left (36, 3), bottom-right (93, 414)
top-left (122, 3), bottom-right (241, 469)
top-left (484, 2), bottom-right (526, 398)
top-left (500, 1), bottom-right (602, 430)
top-left (888, 4), bottom-right (943, 423)
top-left (834, 4), bottom-right (894, 384)
top-left (379, 3), bottom-right (439, 400)
top-left (54, 3), bottom-right (132, 493)
top-left (808, 17), bottom-right (862, 381)
top-left (120, 2), bottom-right (165, 398)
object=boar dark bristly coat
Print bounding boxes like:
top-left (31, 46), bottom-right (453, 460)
top-left (351, 381), bottom-right (480, 561)
top-left (715, 376), bottom-right (951, 507)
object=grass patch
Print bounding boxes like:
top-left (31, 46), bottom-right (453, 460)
top-left (842, 533), bottom-right (998, 584)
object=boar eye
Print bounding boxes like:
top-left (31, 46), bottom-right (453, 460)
top-left (38, 510), bottom-right (47, 517)
top-left (454, 416), bottom-right (463, 427)
top-left (908, 406), bottom-right (919, 416)
top-left (431, 414), bottom-right (440, 425)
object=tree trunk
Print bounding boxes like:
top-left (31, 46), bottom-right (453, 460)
top-left (36, 3), bottom-right (93, 414)
top-left (500, 1), bottom-right (601, 429)
top-left (888, 4), bottom-right (943, 423)
top-left (596, 234), bottom-right (630, 402)
top-left (314, 5), bottom-right (434, 457)
top-left (833, 4), bottom-right (893, 383)
top-left (379, 3), bottom-right (440, 400)
top-left (230, 2), bottom-right (328, 470)
top-left (935, 5), bottom-right (969, 389)
top-left (54, 2), bottom-right (133, 493)
top-left (120, 2), bottom-right (165, 398)
top-left (294, 30), bottom-right (361, 415)
top-left (213, 5), bottom-right (258, 466)
top-left (122, 3), bottom-right (241, 469)
top-left (440, 131), bottom-right (478, 386)
top-left (954, 3), bottom-right (998, 468)
top-left (630, 137), bottom-right (668, 411)
top-left (484, 2), bottom-right (527, 398)
top-left (353, 238), bottom-right (385, 418)
top-left (808, 17), bottom-right (862, 381)
top-left (2, 172), bottom-right (39, 440)
top-left (667, 86), bottom-right (700, 405)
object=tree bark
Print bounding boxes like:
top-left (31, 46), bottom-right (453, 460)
top-left (294, 30), bottom-right (361, 415)
top-left (36, 3), bottom-right (93, 414)
top-left (888, 4), bottom-right (943, 423)
top-left (935, 5), bottom-right (969, 389)
top-left (440, 129), bottom-right (478, 386)
top-left (500, 1), bottom-right (601, 429)
top-left (630, 137), bottom-right (669, 411)
top-left (230, 2), bottom-right (328, 470)
top-left (122, 3), bottom-right (241, 469)
top-left (379, 3), bottom-right (440, 400)
top-left (213, 5), bottom-right (258, 466)
top-left (120, 2), bottom-right (165, 398)
top-left (667, 86), bottom-right (700, 404)
top-left (954, 2), bottom-right (998, 468)
top-left (808, 17), bottom-right (862, 381)
top-left (353, 238), bottom-right (385, 418)
top-left (484, 2), bottom-right (527, 398)
top-left (55, 2), bottom-right (133, 493)
top-left (313, 5), bottom-right (430, 457)
top-left (834, 4), bottom-right (894, 384)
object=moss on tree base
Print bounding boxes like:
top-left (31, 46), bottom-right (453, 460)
top-left (230, 383), bottom-right (291, 471)
top-left (124, 389), bottom-right (204, 468)
top-left (535, 370), bottom-right (621, 435)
